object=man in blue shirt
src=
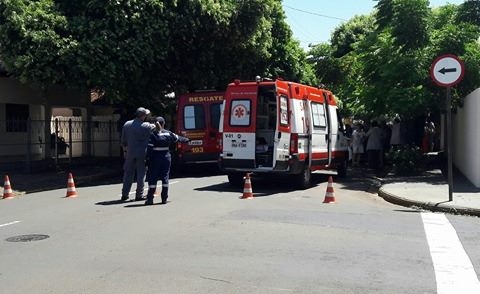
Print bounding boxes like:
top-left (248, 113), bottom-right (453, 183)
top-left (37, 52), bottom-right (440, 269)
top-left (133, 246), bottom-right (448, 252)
top-left (120, 107), bottom-right (159, 201)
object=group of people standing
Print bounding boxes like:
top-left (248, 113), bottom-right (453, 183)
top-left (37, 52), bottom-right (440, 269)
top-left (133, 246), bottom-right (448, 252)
top-left (120, 107), bottom-right (189, 205)
top-left (348, 120), bottom-right (389, 169)
top-left (346, 115), bottom-right (434, 170)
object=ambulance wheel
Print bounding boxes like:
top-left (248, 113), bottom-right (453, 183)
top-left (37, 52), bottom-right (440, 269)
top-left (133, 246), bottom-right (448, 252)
top-left (227, 173), bottom-right (244, 187)
top-left (295, 165), bottom-right (311, 189)
top-left (337, 159), bottom-right (348, 177)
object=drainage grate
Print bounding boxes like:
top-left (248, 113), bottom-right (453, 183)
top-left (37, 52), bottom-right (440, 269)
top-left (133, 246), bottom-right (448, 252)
top-left (5, 234), bottom-right (50, 242)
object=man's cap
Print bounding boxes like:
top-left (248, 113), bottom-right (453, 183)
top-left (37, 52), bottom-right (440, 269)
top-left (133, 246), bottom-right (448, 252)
top-left (135, 107), bottom-right (151, 116)
top-left (156, 116), bottom-right (165, 124)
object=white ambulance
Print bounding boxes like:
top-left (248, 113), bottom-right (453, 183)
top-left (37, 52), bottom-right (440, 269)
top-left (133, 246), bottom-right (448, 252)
top-left (218, 78), bottom-right (349, 188)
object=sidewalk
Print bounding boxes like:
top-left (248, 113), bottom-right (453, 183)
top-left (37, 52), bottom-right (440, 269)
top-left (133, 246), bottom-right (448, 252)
top-left (377, 168), bottom-right (480, 217)
top-left (0, 158), bottom-right (123, 196)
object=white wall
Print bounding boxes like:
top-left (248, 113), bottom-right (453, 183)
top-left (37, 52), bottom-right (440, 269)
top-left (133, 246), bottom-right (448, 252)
top-left (453, 88), bottom-right (480, 187)
top-left (90, 115), bottom-right (121, 157)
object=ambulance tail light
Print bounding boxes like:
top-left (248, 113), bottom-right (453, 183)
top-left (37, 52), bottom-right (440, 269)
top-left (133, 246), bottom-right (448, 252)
top-left (176, 142), bottom-right (184, 155)
top-left (216, 132), bottom-right (223, 152)
top-left (177, 131), bottom-right (186, 154)
top-left (290, 133), bottom-right (298, 154)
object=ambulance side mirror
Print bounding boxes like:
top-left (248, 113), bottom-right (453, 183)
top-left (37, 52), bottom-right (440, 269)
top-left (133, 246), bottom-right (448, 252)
top-left (277, 132), bottom-right (281, 139)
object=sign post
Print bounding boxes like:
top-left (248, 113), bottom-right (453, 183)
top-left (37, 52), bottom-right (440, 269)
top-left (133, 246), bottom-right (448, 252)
top-left (430, 54), bottom-right (465, 201)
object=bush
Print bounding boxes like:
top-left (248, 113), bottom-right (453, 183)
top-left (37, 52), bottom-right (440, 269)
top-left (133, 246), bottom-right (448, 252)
top-left (390, 145), bottom-right (425, 176)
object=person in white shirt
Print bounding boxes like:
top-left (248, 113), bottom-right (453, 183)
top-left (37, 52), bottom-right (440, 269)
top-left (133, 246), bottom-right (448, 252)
top-left (351, 124), bottom-right (366, 167)
top-left (366, 120), bottom-right (385, 170)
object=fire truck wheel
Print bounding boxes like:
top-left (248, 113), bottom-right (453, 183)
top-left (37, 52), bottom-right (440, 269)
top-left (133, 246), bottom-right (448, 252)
top-left (227, 173), bottom-right (244, 187)
top-left (294, 165), bottom-right (311, 189)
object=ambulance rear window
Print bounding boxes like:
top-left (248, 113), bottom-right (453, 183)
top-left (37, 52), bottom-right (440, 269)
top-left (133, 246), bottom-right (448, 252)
top-left (229, 99), bottom-right (251, 126)
top-left (184, 105), bottom-right (205, 130)
top-left (311, 102), bottom-right (327, 128)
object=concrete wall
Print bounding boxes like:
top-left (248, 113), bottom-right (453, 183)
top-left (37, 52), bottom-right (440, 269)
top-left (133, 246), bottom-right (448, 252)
top-left (91, 115), bottom-right (121, 157)
top-left (0, 77), bottom-right (122, 162)
top-left (453, 88), bottom-right (480, 187)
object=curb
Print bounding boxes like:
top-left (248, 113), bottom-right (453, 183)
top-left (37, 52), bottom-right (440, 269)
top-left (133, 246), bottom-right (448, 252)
top-left (10, 171), bottom-right (122, 194)
top-left (378, 186), bottom-right (480, 217)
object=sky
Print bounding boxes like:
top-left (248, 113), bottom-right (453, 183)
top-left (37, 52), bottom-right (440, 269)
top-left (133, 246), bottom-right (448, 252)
top-left (283, 0), bottom-right (466, 50)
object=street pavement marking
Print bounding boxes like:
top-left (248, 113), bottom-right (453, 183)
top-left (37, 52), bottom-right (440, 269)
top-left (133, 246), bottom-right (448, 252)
top-left (421, 212), bottom-right (480, 294)
top-left (0, 220), bottom-right (21, 228)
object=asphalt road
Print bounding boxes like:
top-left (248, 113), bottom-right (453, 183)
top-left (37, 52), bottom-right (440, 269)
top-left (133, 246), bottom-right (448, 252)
top-left (1, 172), bottom-right (480, 293)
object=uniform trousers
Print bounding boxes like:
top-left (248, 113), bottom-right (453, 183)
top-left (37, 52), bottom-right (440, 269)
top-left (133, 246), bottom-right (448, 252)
top-left (146, 152), bottom-right (171, 202)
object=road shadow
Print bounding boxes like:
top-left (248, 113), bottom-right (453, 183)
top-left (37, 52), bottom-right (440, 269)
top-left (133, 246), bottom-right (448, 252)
top-left (171, 163), bottom-right (223, 179)
top-left (452, 168), bottom-right (480, 193)
top-left (95, 199), bottom-right (126, 206)
top-left (194, 173), bottom-right (330, 197)
top-left (95, 199), bottom-right (146, 206)
top-left (124, 202), bottom-right (165, 208)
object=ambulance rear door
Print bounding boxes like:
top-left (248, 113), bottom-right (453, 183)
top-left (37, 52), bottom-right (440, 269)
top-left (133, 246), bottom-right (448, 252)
top-left (221, 84), bottom-right (257, 170)
top-left (273, 81), bottom-right (291, 170)
top-left (309, 91), bottom-right (331, 167)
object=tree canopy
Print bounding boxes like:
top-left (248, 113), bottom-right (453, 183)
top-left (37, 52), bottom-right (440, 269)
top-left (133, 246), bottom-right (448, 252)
top-left (0, 0), bottom-right (314, 109)
top-left (1, 0), bottom-right (480, 120)
top-left (308, 0), bottom-right (480, 120)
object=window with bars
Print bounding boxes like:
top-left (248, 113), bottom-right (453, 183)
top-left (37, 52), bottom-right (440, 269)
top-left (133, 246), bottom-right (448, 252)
top-left (6, 103), bottom-right (29, 132)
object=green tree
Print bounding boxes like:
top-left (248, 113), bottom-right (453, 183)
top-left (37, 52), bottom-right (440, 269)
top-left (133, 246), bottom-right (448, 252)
top-left (331, 14), bottom-right (375, 58)
top-left (457, 0), bottom-right (480, 25)
top-left (310, 14), bottom-right (375, 117)
top-left (389, 0), bottom-right (429, 52)
top-left (349, 0), bottom-right (480, 119)
top-left (0, 0), bottom-right (77, 86)
top-left (0, 0), bottom-right (311, 109)
top-left (428, 4), bottom-right (480, 108)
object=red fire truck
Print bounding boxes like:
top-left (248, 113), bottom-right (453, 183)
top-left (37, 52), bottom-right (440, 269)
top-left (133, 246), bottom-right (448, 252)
top-left (174, 91), bottom-right (224, 170)
top-left (218, 78), bottom-right (349, 188)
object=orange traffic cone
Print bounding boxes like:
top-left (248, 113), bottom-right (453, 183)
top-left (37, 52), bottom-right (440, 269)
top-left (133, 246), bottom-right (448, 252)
top-left (65, 173), bottom-right (78, 198)
top-left (323, 176), bottom-right (336, 203)
top-left (2, 175), bottom-right (14, 199)
top-left (240, 173), bottom-right (254, 199)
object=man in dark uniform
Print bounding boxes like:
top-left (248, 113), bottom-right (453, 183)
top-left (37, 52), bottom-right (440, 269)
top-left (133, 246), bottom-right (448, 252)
top-left (145, 116), bottom-right (189, 205)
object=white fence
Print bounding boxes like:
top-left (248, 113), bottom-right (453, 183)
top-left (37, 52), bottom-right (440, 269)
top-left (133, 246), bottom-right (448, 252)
top-left (0, 115), bottom-right (121, 163)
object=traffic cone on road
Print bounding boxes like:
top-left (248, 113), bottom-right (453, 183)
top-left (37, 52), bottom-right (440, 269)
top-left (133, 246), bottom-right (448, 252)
top-left (323, 176), bottom-right (336, 203)
top-left (240, 173), bottom-right (254, 199)
top-left (2, 175), bottom-right (14, 199)
top-left (65, 173), bottom-right (78, 198)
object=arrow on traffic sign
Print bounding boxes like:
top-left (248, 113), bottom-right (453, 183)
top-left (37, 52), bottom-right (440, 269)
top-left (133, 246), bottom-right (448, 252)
top-left (438, 67), bottom-right (457, 75)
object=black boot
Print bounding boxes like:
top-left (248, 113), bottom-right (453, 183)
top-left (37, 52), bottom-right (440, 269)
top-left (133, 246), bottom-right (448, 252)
top-left (144, 188), bottom-right (155, 205)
